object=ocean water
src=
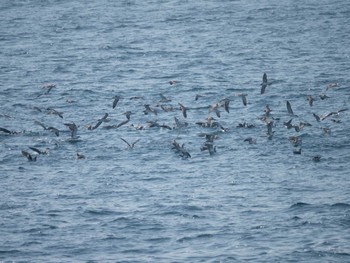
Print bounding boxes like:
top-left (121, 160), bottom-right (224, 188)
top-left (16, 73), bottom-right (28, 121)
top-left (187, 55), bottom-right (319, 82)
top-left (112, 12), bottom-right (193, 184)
top-left (1, 0), bottom-right (350, 262)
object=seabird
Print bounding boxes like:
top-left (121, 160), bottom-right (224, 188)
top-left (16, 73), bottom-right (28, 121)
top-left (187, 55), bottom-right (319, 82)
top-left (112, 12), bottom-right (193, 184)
top-left (313, 113), bottom-right (321, 122)
top-left (237, 93), bottom-right (247, 106)
top-left (159, 94), bottom-right (171, 103)
top-left (143, 104), bottom-right (158, 115)
top-left (47, 108), bottom-right (63, 119)
top-left (115, 111), bottom-right (132, 128)
top-left (21, 150), bottom-right (37, 161)
top-left (88, 113), bottom-right (109, 130)
top-left (244, 137), bottom-right (256, 144)
top-left (293, 148), bottom-right (302, 154)
top-left (289, 136), bottom-right (302, 147)
top-left (76, 153), bottom-right (86, 159)
top-left (307, 95), bottom-right (314, 106)
top-left (209, 103), bottom-right (221, 118)
top-left (0, 127), bottom-right (13, 134)
top-left (284, 119), bottom-right (293, 129)
top-left (34, 121), bottom-right (59, 136)
top-left (321, 108), bottom-right (348, 121)
top-left (200, 142), bottom-right (216, 155)
top-left (178, 103), bottom-right (188, 118)
top-left (169, 80), bottom-right (177, 85)
top-left (286, 101), bottom-right (295, 115)
top-left (261, 73), bottom-right (268, 94)
top-left (112, 95), bottom-right (121, 109)
top-left (326, 82), bottom-right (339, 91)
top-left (319, 93), bottom-right (330, 100)
top-left (64, 122), bottom-right (78, 138)
top-left (28, 146), bottom-right (48, 155)
top-left (312, 155), bottom-right (321, 162)
top-left (120, 137), bottom-right (140, 149)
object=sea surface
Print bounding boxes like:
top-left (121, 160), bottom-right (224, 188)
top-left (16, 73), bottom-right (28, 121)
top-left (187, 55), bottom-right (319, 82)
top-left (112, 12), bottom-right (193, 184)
top-left (1, 0), bottom-right (350, 262)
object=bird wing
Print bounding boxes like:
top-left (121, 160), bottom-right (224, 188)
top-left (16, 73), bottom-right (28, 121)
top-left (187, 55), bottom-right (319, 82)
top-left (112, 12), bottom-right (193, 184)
top-left (120, 138), bottom-right (131, 148)
top-left (286, 101), bottom-right (294, 115)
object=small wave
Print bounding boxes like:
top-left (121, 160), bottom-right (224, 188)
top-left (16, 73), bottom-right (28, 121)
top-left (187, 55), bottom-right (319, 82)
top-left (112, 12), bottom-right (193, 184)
top-left (331, 203), bottom-right (350, 209)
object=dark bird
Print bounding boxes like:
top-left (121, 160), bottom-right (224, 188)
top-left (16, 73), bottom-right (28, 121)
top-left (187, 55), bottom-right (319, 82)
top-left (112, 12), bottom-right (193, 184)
top-left (289, 136), bottom-right (302, 147)
top-left (244, 137), bottom-right (256, 144)
top-left (321, 108), bottom-right (348, 121)
top-left (319, 93), bottom-right (330, 100)
top-left (286, 101), bottom-right (295, 115)
top-left (178, 103), bottom-right (188, 118)
top-left (237, 93), bottom-right (247, 106)
top-left (284, 119), bottom-right (293, 129)
top-left (307, 95), bottom-right (314, 106)
top-left (34, 121), bottom-right (59, 136)
top-left (47, 108), bottom-right (63, 119)
top-left (120, 138), bottom-right (140, 149)
top-left (64, 122), bottom-right (78, 138)
top-left (28, 147), bottom-right (48, 155)
top-left (0, 127), bottom-right (13, 134)
top-left (115, 111), bottom-right (132, 128)
top-left (169, 80), bottom-right (177, 85)
top-left (221, 98), bottom-right (231, 113)
top-left (261, 73), bottom-right (268, 94)
top-left (312, 155), bottom-right (321, 162)
top-left (112, 95), bottom-right (121, 109)
top-left (21, 150), bottom-right (37, 161)
top-left (313, 113), bottom-right (321, 122)
top-left (293, 148), bottom-right (302, 154)
top-left (266, 121), bottom-right (274, 138)
top-left (143, 104), bottom-right (158, 115)
top-left (76, 153), bottom-right (86, 159)
top-left (88, 113), bottom-right (109, 130)
top-left (159, 94), bottom-right (171, 103)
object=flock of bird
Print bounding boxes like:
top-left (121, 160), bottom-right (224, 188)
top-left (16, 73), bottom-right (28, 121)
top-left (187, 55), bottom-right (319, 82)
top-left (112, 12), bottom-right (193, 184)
top-left (0, 73), bottom-right (347, 163)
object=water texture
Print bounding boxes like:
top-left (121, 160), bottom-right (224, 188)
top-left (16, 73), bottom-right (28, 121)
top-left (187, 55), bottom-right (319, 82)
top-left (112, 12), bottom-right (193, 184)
top-left (1, 0), bottom-right (350, 262)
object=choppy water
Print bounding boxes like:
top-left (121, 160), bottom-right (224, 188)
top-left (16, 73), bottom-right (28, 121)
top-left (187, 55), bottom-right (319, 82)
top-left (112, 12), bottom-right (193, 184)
top-left (1, 0), bottom-right (350, 262)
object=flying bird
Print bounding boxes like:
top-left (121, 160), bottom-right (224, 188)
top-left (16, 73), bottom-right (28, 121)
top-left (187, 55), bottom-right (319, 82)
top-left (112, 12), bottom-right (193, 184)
top-left (261, 73), bottom-right (268, 94)
top-left (120, 138), bottom-right (140, 149)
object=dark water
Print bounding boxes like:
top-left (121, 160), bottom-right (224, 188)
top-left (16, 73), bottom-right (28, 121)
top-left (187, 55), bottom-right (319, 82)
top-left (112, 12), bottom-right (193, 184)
top-left (1, 0), bottom-right (350, 262)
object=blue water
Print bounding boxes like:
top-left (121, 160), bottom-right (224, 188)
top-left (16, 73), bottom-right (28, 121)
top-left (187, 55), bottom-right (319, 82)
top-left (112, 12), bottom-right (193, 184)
top-left (1, 0), bottom-right (350, 262)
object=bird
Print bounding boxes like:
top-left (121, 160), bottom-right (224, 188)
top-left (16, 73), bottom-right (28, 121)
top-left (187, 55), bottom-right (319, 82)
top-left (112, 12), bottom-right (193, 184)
top-left (47, 108), bottom-right (63, 119)
top-left (88, 113), bottom-right (109, 130)
top-left (293, 148), bottom-right (302, 154)
top-left (143, 104), bottom-right (157, 115)
top-left (28, 147), bottom-right (48, 155)
top-left (120, 138), bottom-right (140, 149)
top-left (0, 127), bottom-right (13, 134)
top-left (313, 113), bottom-right (321, 122)
top-left (321, 108), bottom-right (348, 121)
top-left (178, 102), bottom-right (188, 118)
top-left (34, 121), bottom-right (59, 136)
top-left (159, 94), bottom-right (171, 103)
top-left (312, 155), bottom-right (321, 162)
top-left (115, 111), bottom-right (132, 128)
top-left (261, 73), bottom-right (268, 94)
top-left (21, 150), bottom-right (37, 161)
top-left (237, 93), bottom-right (247, 106)
top-left (244, 137), bottom-right (256, 144)
top-left (286, 101), bottom-right (295, 115)
top-left (307, 95), bottom-right (314, 106)
top-left (64, 122), bottom-right (78, 138)
top-left (326, 82), bottom-right (339, 91)
top-left (284, 119), bottom-right (293, 129)
top-left (112, 95), bottom-right (121, 109)
top-left (76, 153), bottom-right (86, 159)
